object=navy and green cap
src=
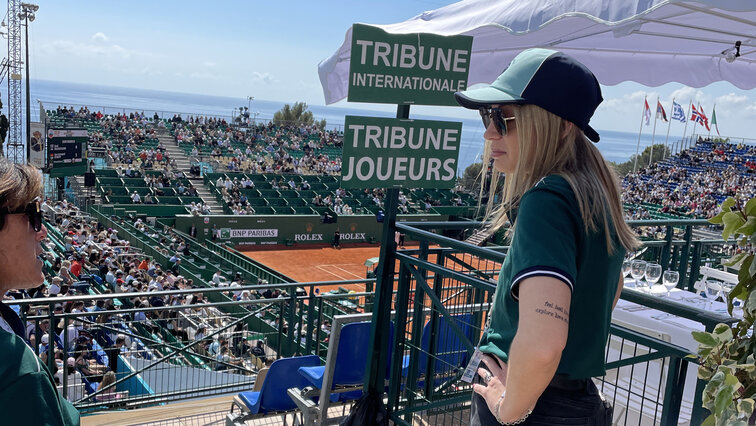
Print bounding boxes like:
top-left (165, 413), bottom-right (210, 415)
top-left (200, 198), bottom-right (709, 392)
top-left (455, 48), bottom-right (603, 142)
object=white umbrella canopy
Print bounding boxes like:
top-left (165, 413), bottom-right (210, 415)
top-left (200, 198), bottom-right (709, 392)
top-left (318, 0), bottom-right (756, 104)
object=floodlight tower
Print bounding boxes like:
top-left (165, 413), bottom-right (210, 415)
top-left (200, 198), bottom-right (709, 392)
top-left (5, 0), bottom-right (24, 163)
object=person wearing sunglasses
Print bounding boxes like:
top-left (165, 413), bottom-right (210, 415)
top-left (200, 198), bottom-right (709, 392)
top-left (0, 158), bottom-right (80, 425)
top-left (455, 49), bottom-right (640, 425)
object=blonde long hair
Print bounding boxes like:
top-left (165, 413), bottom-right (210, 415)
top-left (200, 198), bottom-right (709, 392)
top-left (481, 105), bottom-right (640, 254)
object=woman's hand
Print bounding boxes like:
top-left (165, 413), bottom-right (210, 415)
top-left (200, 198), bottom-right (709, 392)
top-left (471, 354), bottom-right (509, 417)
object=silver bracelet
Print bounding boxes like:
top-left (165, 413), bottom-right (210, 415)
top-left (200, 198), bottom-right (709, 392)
top-left (493, 391), bottom-right (533, 425)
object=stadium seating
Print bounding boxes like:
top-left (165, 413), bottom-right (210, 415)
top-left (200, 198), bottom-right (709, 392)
top-left (401, 313), bottom-right (474, 379)
top-left (290, 315), bottom-right (395, 424)
top-left (227, 355), bottom-right (321, 424)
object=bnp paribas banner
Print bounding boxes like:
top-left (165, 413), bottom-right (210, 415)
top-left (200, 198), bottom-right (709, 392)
top-left (341, 115), bottom-right (461, 189)
top-left (348, 23), bottom-right (473, 106)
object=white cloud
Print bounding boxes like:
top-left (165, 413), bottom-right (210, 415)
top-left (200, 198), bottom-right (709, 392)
top-left (715, 92), bottom-right (749, 112)
top-left (601, 90), bottom-right (656, 114)
top-left (667, 87), bottom-right (702, 104)
top-left (40, 37), bottom-right (154, 61)
top-left (90, 32), bottom-right (109, 43)
top-left (251, 71), bottom-right (275, 85)
top-left (189, 71), bottom-right (221, 80)
top-left (140, 67), bottom-right (163, 77)
top-left (202, 61), bottom-right (216, 68)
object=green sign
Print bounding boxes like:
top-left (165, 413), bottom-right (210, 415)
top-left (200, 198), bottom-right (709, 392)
top-left (348, 23), bottom-right (473, 106)
top-left (47, 128), bottom-right (88, 177)
top-left (341, 115), bottom-right (461, 189)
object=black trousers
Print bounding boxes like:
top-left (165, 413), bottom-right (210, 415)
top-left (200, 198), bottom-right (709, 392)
top-left (470, 367), bottom-right (612, 425)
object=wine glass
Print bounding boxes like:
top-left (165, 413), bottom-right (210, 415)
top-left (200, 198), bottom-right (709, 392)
top-left (622, 260), bottom-right (632, 278)
top-left (645, 263), bottom-right (662, 294)
top-left (662, 270), bottom-right (679, 298)
top-left (630, 260), bottom-right (647, 291)
top-left (706, 281), bottom-right (723, 310)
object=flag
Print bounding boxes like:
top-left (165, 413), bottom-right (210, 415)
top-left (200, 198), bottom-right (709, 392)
top-left (656, 100), bottom-right (668, 122)
top-left (691, 104), bottom-right (710, 131)
top-left (711, 106), bottom-right (720, 136)
top-left (698, 104), bottom-right (711, 131)
top-left (671, 101), bottom-right (686, 122)
top-left (643, 99), bottom-right (651, 125)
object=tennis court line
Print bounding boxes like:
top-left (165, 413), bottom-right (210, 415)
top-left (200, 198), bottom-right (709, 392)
top-left (314, 265), bottom-right (350, 280)
top-left (328, 265), bottom-right (364, 279)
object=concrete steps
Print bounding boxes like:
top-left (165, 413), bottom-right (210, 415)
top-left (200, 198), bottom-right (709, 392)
top-left (156, 128), bottom-right (225, 214)
top-left (190, 178), bottom-right (223, 213)
top-left (464, 224), bottom-right (494, 246)
top-left (158, 130), bottom-right (190, 171)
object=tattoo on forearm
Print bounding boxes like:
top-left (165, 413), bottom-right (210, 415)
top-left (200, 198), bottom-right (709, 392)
top-left (534, 301), bottom-right (569, 324)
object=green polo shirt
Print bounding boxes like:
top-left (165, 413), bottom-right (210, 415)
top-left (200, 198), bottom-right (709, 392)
top-left (479, 175), bottom-right (624, 379)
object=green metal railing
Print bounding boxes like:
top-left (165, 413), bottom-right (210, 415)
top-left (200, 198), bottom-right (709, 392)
top-left (362, 219), bottom-right (736, 425)
top-left (16, 280), bottom-right (378, 413)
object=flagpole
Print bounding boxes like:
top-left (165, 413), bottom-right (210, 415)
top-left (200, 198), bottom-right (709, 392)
top-left (707, 104), bottom-right (712, 139)
top-left (648, 96), bottom-right (660, 167)
top-left (687, 100), bottom-right (696, 150)
top-left (633, 95), bottom-right (646, 173)
top-left (709, 104), bottom-right (715, 139)
top-left (663, 98), bottom-right (674, 159)
top-left (680, 99), bottom-right (696, 151)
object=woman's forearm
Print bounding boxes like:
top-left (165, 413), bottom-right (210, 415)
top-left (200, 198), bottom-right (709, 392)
top-left (497, 332), bottom-right (562, 422)
top-left (496, 276), bottom-right (571, 422)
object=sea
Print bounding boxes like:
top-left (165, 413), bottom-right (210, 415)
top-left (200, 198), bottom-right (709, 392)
top-left (28, 79), bottom-right (691, 174)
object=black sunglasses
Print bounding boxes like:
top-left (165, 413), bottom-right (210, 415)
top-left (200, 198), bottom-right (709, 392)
top-left (0, 198), bottom-right (42, 232)
top-left (479, 107), bottom-right (517, 135)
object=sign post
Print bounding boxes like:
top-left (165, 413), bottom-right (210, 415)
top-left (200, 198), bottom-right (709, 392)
top-left (344, 24), bottom-right (472, 400)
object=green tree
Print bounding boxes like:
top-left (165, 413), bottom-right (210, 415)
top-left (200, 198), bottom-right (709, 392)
top-left (610, 143), bottom-right (671, 176)
top-left (273, 102), bottom-right (317, 127)
top-left (460, 162), bottom-right (483, 191)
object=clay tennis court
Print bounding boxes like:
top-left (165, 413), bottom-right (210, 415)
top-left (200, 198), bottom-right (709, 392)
top-left (240, 244), bottom-right (386, 293)
top-left (240, 243), bottom-right (501, 294)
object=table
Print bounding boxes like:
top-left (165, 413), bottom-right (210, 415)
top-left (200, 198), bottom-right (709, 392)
top-left (607, 279), bottom-right (738, 425)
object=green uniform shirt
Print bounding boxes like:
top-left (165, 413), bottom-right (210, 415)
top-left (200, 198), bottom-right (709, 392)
top-left (479, 175), bottom-right (624, 379)
top-left (0, 303), bottom-right (80, 426)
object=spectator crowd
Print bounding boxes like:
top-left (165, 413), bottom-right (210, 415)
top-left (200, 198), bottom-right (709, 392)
top-left (621, 139), bottom-right (756, 220)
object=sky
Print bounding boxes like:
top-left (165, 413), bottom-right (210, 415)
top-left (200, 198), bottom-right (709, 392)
top-left (20, 0), bottom-right (756, 139)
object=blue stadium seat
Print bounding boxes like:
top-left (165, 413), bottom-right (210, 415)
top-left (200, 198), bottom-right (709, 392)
top-left (401, 313), bottom-right (474, 378)
top-left (298, 321), bottom-right (394, 402)
top-left (229, 355), bottom-right (321, 422)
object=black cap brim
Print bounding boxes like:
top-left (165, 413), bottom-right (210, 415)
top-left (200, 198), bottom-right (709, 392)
top-left (584, 126), bottom-right (600, 143)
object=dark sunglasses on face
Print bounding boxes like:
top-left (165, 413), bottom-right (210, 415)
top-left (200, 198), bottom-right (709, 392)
top-left (0, 198), bottom-right (43, 232)
top-left (479, 107), bottom-right (517, 135)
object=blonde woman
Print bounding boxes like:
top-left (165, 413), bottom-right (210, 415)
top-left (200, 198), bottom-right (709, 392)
top-left (455, 49), bottom-right (640, 425)
top-left (0, 159), bottom-right (79, 424)
top-left (59, 262), bottom-right (75, 286)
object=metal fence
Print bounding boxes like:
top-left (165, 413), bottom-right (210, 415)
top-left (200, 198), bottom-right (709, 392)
top-left (11, 281), bottom-right (373, 413)
top-left (363, 219), bottom-right (735, 426)
top-left (27, 215), bottom-right (739, 422)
